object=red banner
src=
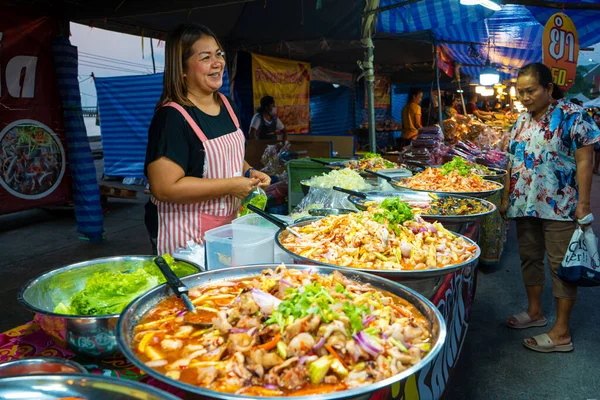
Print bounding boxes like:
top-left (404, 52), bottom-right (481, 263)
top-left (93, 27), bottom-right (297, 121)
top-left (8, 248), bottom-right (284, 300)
top-left (0, 10), bottom-right (71, 214)
top-left (542, 13), bottom-right (579, 91)
top-left (437, 46), bottom-right (454, 78)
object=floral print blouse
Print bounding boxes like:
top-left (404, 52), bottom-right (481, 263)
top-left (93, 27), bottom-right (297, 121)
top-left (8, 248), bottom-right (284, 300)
top-left (507, 99), bottom-right (600, 221)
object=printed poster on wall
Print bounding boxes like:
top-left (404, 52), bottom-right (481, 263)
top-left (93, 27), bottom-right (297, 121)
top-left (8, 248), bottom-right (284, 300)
top-left (365, 75), bottom-right (391, 109)
top-left (0, 11), bottom-right (71, 215)
top-left (542, 13), bottom-right (579, 91)
top-left (251, 54), bottom-right (310, 134)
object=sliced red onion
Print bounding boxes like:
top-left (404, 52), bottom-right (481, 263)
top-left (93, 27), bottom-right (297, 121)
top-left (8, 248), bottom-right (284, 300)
top-left (280, 278), bottom-right (293, 287)
top-left (353, 331), bottom-right (383, 357)
top-left (176, 310), bottom-right (186, 317)
top-left (229, 327), bottom-right (250, 334)
top-left (313, 337), bottom-right (326, 350)
top-left (264, 384), bottom-right (279, 390)
top-left (400, 242), bottom-right (411, 258)
top-left (401, 340), bottom-right (412, 349)
top-left (418, 227), bottom-right (428, 233)
top-left (381, 333), bottom-right (389, 340)
top-left (363, 315), bottom-right (375, 325)
top-left (251, 288), bottom-right (282, 315)
top-left (411, 227), bottom-right (418, 234)
top-left (428, 224), bottom-right (437, 234)
top-left (248, 327), bottom-right (258, 336)
top-left (298, 355), bottom-right (308, 365)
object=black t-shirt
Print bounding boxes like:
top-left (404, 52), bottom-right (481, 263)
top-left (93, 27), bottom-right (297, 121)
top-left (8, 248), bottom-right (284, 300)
top-left (144, 97), bottom-right (240, 178)
top-left (144, 97), bottom-right (242, 240)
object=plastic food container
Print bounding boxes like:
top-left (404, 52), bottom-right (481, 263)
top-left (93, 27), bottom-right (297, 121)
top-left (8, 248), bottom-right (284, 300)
top-left (204, 224), bottom-right (275, 270)
top-left (232, 214), bottom-right (294, 264)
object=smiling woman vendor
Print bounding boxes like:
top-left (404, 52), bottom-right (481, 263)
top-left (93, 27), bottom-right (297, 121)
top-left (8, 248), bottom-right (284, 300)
top-left (144, 24), bottom-right (270, 256)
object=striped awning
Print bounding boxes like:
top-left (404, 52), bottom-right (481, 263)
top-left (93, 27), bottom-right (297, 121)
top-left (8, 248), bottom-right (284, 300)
top-left (377, 0), bottom-right (600, 80)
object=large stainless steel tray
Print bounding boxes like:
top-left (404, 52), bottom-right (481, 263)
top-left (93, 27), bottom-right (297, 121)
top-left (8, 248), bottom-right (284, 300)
top-left (116, 265), bottom-right (446, 400)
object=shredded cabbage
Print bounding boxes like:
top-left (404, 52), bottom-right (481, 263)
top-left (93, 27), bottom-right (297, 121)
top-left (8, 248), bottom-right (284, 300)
top-left (305, 169), bottom-right (371, 190)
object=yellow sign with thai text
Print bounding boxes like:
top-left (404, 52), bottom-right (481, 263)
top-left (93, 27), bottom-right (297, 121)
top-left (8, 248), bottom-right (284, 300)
top-left (542, 13), bottom-right (579, 91)
top-left (251, 54), bottom-right (311, 134)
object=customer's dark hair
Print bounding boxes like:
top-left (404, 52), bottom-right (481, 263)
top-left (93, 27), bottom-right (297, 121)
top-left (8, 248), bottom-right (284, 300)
top-left (408, 87), bottom-right (422, 101)
top-left (518, 62), bottom-right (564, 100)
top-left (467, 92), bottom-right (477, 102)
top-left (258, 95), bottom-right (275, 113)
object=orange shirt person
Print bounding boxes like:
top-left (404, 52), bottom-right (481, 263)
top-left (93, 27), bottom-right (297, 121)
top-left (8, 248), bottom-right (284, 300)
top-left (402, 87), bottom-right (423, 141)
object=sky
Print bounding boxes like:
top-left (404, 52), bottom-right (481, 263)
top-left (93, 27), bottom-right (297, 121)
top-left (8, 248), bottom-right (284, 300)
top-left (70, 23), bottom-right (165, 107)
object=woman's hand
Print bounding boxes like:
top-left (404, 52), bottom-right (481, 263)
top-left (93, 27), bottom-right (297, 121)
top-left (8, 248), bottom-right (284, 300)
top-left (250, 169), bottom-right (271, 188)
top-left (230, 177), bottom-right (260, 199)
top-left (575, 203), bottom-right (592, 225)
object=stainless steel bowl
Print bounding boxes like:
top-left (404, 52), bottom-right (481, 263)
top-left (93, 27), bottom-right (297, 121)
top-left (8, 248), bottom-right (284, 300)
top-left (0, 374), bottom-right (181, 400)
top-left (347, 190), bottom-right (495, 239)
top-left (389, 178), bottom-right (504, 199)
top-left (116, 265), bottom-right (446, 400)
top-left (275, 219), bottom-right (480, 298)
top-left (308, 207), bottom-right (356, 217)
top-left (0, 357), bottom-right (87, 377)
top-left (18, 255), bottom-right (201, 358)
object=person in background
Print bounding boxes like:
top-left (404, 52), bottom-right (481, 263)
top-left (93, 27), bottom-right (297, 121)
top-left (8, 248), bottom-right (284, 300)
top-left (421, 97), bottom-right (435, 126)
top-left (443, 94), bottom-right (459, 119)
top-left (249, 95), bottom-right (287, 141)
top-left (144, 24), bottom-right (270, 257)
top-left (466, 92), bottom-right (494, 121)
top-left (500, 62), bottom-right (600, 353)
top-left (570, 98), bottom-right (582, 107)
top-left (482, 99), bottom-right (493, 112)
top-left (594, 112), bottom-right (600, 175)
top-left (402, 87), bottom-right (423, 144)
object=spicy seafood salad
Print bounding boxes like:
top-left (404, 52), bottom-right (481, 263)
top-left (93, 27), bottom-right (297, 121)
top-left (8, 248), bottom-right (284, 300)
top-left (133, 266), bottom-right (433, 396)
top-left (282, 198), bottom-right (478, 270)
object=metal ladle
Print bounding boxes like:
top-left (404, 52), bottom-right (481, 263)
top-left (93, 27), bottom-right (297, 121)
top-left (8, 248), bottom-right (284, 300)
top-left (153, 256), bottom-right (213, 328)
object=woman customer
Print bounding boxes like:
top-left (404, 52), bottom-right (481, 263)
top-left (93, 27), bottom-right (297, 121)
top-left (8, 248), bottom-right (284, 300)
top-left (500, 63), bottom-right (600, 352)
top-left (401, 87), bottom-right (423, 144)
top-left (249, 95), bottom-right (288, 141)
top-left (145, 24), bottom-right (270, 257)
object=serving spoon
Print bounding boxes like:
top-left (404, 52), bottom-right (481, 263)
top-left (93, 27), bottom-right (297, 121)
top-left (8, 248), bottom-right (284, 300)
top-left (154, 256), bottom-right (213, 328)
top-left (247, 204), bottom-right (302, 238)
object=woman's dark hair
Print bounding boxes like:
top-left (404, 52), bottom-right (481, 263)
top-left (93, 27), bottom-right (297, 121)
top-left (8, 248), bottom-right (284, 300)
top-left (518, 62), bottom-right (564, 100)
top-left (467, 92), bottom-right (477, 102)
top-left (408, 87), bottom-right (422, 101)
top-left (157, 24), bottom-right (224, 109)
top-left (258, 95), bottom-right (275, 113)
top-left (443, 94), bottom-right (455, 106)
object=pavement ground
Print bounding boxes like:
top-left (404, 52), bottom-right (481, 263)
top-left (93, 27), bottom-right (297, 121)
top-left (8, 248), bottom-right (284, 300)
top-left (1, 160), bottom-right (599, 400)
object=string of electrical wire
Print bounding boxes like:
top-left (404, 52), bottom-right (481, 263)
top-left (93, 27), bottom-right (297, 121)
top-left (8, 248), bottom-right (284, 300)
top-left (78, 51), bottom-right (164, 75)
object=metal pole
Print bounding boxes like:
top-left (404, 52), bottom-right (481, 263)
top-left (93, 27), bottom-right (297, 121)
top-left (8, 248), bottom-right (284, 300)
top-left (434, 44), bottom-right (444, 131)
top-left (364, 38), bottom-right (377, 153)
top-left (150, 38), bottom-right (156, 74)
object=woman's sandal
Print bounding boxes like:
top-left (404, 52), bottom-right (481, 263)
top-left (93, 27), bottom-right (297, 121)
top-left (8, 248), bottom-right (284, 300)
top-left (523, 333), bottom-right (574, 353)
top-left (506, 312), bottom-right (547, 329)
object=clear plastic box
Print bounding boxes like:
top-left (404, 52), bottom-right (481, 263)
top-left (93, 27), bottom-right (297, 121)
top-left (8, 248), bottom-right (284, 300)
top-left (232, 214), bottom-right (294, 264)
top-left (204, 224), bottom-right (274, 270)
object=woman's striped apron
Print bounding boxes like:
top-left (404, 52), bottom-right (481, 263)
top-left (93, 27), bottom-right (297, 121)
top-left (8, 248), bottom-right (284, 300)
top-left (152, 93), bottom-right (245, 256)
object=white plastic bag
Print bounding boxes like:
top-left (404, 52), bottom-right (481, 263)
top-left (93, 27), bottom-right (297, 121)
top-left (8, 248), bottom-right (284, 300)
top-left (173, 240), bottom-right (206, 271)
top-left (558, 214), bottom-right (600, 286)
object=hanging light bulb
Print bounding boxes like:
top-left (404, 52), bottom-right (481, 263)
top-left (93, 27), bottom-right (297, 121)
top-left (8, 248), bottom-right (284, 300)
top-left (509, 86), bottom-right (516, 98)
top-left (480, 61), bottom-right (500, 86)
top-left (475, 86), bottom-right (486, 94)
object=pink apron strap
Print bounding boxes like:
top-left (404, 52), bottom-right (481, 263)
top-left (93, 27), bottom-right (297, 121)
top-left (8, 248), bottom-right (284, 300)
top-left (163, 102), bottom-right (209, 142)
top-left (218, 93), bottom-right (240, 129)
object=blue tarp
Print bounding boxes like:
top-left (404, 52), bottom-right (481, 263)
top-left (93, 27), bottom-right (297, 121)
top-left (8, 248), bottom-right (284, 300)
top-left (53, 39), bottom-right (104, 242)
top-left (95, 70), bottom-right (229, 178)
top-left (377, 1), bottom-right (600, 80)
